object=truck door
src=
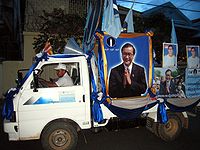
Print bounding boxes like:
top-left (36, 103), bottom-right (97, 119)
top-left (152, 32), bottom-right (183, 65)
top-left (18, 61), bottom-right (89, 139)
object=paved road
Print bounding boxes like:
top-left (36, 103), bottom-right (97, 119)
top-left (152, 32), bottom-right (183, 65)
top-left (1, 111), bottom-right (200, 150)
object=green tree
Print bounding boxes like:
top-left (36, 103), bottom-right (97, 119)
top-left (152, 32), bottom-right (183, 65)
top-left (154, 69), bottom-right (161, 77)
top-left (172, 69), bottom-right (179, 78)
top-left (33, 8), bottom-right (85, 54)
top-left (134, 13), bottom-right (171, 65)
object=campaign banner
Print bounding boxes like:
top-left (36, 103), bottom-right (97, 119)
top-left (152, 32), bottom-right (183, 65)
top-left (154, 67), bottom-right (185, 98)
top-left (162, 43), bottom-right (178, 68)
top-left (102, 33), bottom-right (152, 98)
top-left (186, 45), bottom-right (200, 68)
top-left (185, 68), bottom-right (200, 98)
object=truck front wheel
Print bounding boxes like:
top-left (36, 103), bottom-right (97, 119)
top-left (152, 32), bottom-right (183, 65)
top-left (157, 113), bottom-right (182, 141)
top-left (41, 121), bottom-right (78, 150)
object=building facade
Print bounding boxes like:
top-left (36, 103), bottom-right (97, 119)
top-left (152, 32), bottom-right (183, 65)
top-left (0, 0), bottom-right (87, 98)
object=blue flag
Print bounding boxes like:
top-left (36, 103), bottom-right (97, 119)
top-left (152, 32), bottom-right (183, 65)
top-left (102, 0), bottom-right (122, 38)
top-left (171, 19), bottom-right (177, 43)
top-left (83, 0), bottom-right (101, 52)
top-left (84, 0), bottom-right (92, 30)
top-left (124, 5), bottom-right (134, 33)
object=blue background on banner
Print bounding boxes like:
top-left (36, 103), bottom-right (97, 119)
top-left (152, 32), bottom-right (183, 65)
top-left (163, 44), bottom-right (177, 56)
top-left (185, 68), bottom-right (200, 98)
top-left (104, 35), bottom-right (150, 87)
top-left (187, 46), bottom-right (199, 57)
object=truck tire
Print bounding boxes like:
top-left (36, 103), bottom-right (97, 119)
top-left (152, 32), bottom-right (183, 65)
top-left (152, 122), bottom-right (160, 137)
top-left (41, 121), bottom-right (78, 150)
top-left (157, 113), bottom-right (182, 142)
top-left (146, 117), bottom-right (159, 137)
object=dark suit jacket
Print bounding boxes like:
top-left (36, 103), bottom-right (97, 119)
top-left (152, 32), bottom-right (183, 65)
top-left (109, 63), bottom-right (147, 98)
top-left (159, 80), bottom-right (177, 95)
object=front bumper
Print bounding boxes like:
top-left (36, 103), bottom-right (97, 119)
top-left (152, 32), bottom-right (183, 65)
top-left (3, 119), bottom-right (19, 141)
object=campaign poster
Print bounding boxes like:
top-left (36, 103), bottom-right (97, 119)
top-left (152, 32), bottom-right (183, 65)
top-left (102, 33), bottom-right (152, 98)
top-left (185, 68), bottom-right (200, 98)
top-left (154, 67), bottom-right (186, 98)
top-left (162, 43), bottom-right (178, 68)
top-left (186, 45), bottom-right (200, 68)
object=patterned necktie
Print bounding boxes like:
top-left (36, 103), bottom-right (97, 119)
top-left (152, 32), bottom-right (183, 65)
top-left (127, 67), bottom-right (130, 74)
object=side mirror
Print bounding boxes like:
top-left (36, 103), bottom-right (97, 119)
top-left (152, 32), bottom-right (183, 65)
top-left (16, 71), bottom-right (23, 87)
top-left (17, 71), bottom-right (23, 82)
top-left (16, 69), bottom-right (29, 87)
top-left (33, 70), bottom-right (39, 92)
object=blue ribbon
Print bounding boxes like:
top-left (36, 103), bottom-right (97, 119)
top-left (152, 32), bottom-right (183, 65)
top-left (165, 98), bottom-right (200, 112)
top-left (97, 39), bottom-right (106, 94)
top-left (91, 92), bottom-right (111, 122)
top-left (19, 52), bottom-right (49, 87)
top-left (86, 50), bottom-right (103, 122)
top-left (49, 54), bottom-right (84, 59)
top-left (86, 51), bottom-right (97, 93)
top-left (35, 52), bottom-right (48, 62)
top-left (2, 52), bottom-right (49, 120)
top-left (2, 88), bottom-right (19, 120)
top-left (91, 92), bottom-right (103, 122)
top-left (157, 100), bottom-right (168, 124)
top-left (92, 101), bottom-right (103, 123)
top-left (86, 49), bottom-right (110, 123)
top-left (85, 32), bottom-right (108, 123)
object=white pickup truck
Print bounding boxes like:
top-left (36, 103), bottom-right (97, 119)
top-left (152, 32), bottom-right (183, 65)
top-left (2, 50), bottom-right (195, 150)
top-left (3, 30), bottom-right (200, 150)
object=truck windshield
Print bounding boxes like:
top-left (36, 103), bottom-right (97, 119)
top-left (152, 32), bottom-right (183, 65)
top-left (17, 61), bottom-right (39, 88)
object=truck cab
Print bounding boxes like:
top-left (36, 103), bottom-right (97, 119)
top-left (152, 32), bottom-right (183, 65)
top-left (4, 55), bottom-right (93, 141)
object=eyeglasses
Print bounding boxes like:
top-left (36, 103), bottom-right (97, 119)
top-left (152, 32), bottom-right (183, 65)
top-left (122, 52), bottom-right (133, 57)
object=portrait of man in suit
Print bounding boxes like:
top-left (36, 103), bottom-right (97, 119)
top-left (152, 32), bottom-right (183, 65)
top-left (159, 69), bottom-right (177, 95)
top-left (109, 43), bottom-right (147, 98)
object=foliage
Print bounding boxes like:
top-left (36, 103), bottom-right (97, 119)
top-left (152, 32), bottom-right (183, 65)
top-left (172, 70), bottom-right (179, 78)
top-left (33, 8), bottom-right (85, 54)
top-left (134, 13), bottom-right (171, 64)
top-left (154, 69), bottom-right (161, 77)
top-left (144, 14), bottom-right (171, 62)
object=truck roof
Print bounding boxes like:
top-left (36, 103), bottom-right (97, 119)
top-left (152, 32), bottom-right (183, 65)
top-left (42, 54), bottom-right (87, 63)
top-left (48, 54), bottom-right (85, 58)
top-left (35, 53), bottom-right (86, 62)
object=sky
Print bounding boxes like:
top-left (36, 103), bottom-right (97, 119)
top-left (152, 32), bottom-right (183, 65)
top-left (116, 0), bottom-right (200, 20)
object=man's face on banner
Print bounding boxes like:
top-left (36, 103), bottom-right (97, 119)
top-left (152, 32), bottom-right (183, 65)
top-left (191, 48), bottom-right (196, 57)
top-left (122, 46), bottom-right (134, 67)
top-left (165, 70), bottom-right (172, 81)
top-left (168, 45), bottom-right (173, 56)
